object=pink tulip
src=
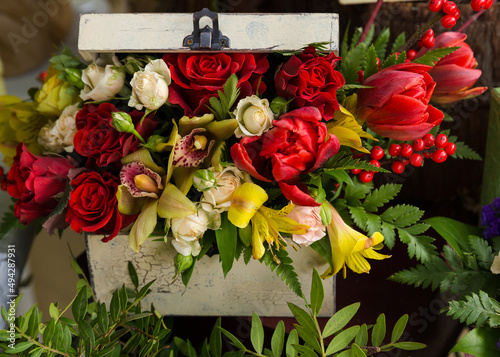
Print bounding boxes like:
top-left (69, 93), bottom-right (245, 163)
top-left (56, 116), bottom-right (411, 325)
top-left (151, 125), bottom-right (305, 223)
top-left (357, 63), bottom-right (444, 141)
top-left (417, 32), bottom-right (487, 104)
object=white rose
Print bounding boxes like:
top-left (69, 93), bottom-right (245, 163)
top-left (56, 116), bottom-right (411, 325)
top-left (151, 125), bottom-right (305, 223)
top-left (234, 95), bottom-right (274, 138)
top-left (287, 205), bottom-right (326, 246)
top-left (128, 59), bottom-right (171, 111)
top-left (80, 56), bottom-right (125, 102)
top-left (171, 210), bottom-right (208, 257)
top-left (200, 166), bottom-right (249, 213)
top-left (38, 104), bottom-right (79, 153)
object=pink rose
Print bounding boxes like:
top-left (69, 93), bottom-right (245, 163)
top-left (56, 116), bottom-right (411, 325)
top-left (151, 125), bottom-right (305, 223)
top-left (287, 205), bottom-right (326, 246)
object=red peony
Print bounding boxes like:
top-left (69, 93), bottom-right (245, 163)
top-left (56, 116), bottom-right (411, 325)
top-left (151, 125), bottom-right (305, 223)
top-left (163, 53), bottom-right (269, 116)
top-left (231, 107), bottom-right (340, 206)
top-left (275, 46), bottom-right (345, 120)
top-left (65, 170), bottom-right (135, 242)
top-left (7, 143), bottom-right (75, 225)
top-left (73, 103), bottom-right (157, 168)
top-left (357, 63), bottom-right (444, 141)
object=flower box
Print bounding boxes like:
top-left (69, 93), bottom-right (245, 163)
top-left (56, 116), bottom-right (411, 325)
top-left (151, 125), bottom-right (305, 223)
top-left (87, 234), bottom-right (335, 316)
top-left (80, 10), bottom-right (340, 317)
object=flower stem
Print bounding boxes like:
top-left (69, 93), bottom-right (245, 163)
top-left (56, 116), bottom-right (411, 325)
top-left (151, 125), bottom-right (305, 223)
top-left (398, 13), bottom-right (441, 53)
top-left (358, 0), bottom-right (385, 44)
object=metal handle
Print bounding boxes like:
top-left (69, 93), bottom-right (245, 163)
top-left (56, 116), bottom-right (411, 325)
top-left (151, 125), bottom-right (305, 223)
top-left (183, 8), bottom-right (230, 50)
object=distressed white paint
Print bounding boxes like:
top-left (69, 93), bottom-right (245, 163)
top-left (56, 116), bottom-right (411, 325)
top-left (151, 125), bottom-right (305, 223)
top-left (78, 13), bottom-right (339, 61)
top-left (87, 235), bottom-right (335, 317)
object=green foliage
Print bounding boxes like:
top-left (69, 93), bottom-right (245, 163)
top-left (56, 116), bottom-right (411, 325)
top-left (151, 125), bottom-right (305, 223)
top-left (448, 291), bottom-right (500, 327)
top-left (452, 140), bottom-right (482, 160)
top-left (373, 28), bottom-right (390, 59)
top-left (391, 236), bottom-right (500, 300)
top-left (390, 32), bottom-right (406, 55)
top-left (0, 263), bottom-right (170, 356)
top-left (363, 45), bottom-right (379, 80)
top-left (412, 46), bottom-right (460, 66)
top-left (215, 213), bottom-right (238, 277)
top-left (450, 327), bottom-right (500, 357)
top-left (0, 203), bottom-right (25, 240)
top-left (209, 269), bottom-right (425, 357)
top-left (259, 245), bottom-right (304, 298)
top-left (207, 74), bottom-right (240, 121)
top-left (343, 180), bottom-right (437, 260)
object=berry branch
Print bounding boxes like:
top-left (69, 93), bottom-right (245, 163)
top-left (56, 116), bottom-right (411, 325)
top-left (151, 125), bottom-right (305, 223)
top-left (358, 0), bottom-right (385, 44)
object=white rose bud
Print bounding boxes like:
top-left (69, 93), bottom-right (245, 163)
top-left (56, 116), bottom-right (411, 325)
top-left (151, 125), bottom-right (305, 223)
top-left (170, 210), bottom-right (208, 257)
top-left (128, 59), bottom-right (171, 111)
top-left (38, 104), bottom-right (80, 153)
top-left (200, 166), bottom-right (249, 213)
top-left (287, 205), bottom-right (326, 246)
top-left (193, 169), bottom-right (217, 192)
top-left (234, 95), bottom-right (274, 138)
top-left (80, 57), bottom-right (125, 102)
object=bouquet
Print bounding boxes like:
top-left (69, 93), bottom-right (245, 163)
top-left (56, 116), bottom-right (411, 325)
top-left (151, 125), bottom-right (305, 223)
top-left (0, 6), bottom-right (488, 295)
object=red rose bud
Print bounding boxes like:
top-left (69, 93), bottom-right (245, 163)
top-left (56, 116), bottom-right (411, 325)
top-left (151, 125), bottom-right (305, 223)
top-left (357, 63), bottom-right (444, 141)
top-left (416, 32), bottom-right (487, 104)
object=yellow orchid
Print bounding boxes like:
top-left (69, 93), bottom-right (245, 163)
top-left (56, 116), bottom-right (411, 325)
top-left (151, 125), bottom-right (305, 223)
top-left (228, 183), bottom-right (309, 259)
top-left (322, 202), bottom-right (390, 278)
top-left (327, 94), bottom-right (375, 154)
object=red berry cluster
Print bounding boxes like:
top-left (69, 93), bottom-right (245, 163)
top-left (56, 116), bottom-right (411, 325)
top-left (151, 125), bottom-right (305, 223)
top-left (428, 0), bottom-right (461, 28)
top-left (471, 0), bottom-right (494, 11)
top-left (0, 167), bottom-right (8, 191)
top-left (350, 146), bottom-right (384, 183)
top-left (389, 133), bottom-right (456, 174)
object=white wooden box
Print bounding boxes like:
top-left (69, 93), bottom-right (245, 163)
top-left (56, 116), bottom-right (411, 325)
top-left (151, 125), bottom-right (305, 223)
top-left (87, 235), bottom-right (334, 317)
top-left (80, 10), bottom-right (338, 317)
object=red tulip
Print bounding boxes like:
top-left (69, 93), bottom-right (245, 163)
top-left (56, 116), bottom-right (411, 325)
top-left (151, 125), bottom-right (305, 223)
top-left (417, 32), bottom-right (487, 104)
top-left (357, 63), bottom-right (444, 141)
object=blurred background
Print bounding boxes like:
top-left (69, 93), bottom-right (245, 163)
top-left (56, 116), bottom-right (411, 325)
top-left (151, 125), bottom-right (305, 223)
top-left (0, 0), bottom-right (498, 356)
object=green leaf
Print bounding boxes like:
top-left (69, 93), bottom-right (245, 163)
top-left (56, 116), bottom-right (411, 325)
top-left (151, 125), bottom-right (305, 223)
top-left (373, 28), bottom-right (390, 59)
top-left (390, 32), bottom-right (406, 54)
top-left (425, 216), bottom-right (481, 257)
top-left (365, 213), bottom-right (382, 236)
top-left (371, 314), bottom-right (386, 347)
top-left (72, 286), bottom-right (88, 322)
top-left (448, 291), bottom-right (500, 327)
top-left (452, 141), bottom-right (482, 160)
top-left (136, 280), bottom-right (156, 302)
top-left (216, 214), bottom-right (237, 277)
top-left (109, 291), bottom-right (121, 323)
top-left (325, 325), bottom-right (360, 355)
top-left (382, 52), bottom-right (399, 69)
top-left (341, 43), bottom-right (367, 84)
top-left (260, 247), bottom-right (304, 298)
top-left (292, 345), bottom-right (317, 357)
top-left (271, 321), bottom-right (285, 357)
top-left (323, 169), bottom-right (354, 187)
top-left (391, 341), bottom-right (427, 350)
top-left (391, 314), bottom-right (408, 343)
top-left (413, 46), bottom-right (460, 66)
top-left (287, 303), bottom-right (319, 338)
top-left (251, 312), bottom-right (264, 354)
top-left (381, 222), bottom-right (396, 249)
top-left (469, 236), bottom-right (495, 269)
top-left (219, 327), bottom-right (246, 351)
top-left (310, 269), bottom-right (324, 317)
top-left (79, 319), bottom-right (96, 349)
top-left (397, 229), bottom-right (436, 263)
top-left (382, 204), bottom-right (424, 228)
top-left (351, 343), bottom-right (368, 357)
top-left (345, 179), bottom-right (373, 207)
top-left (286, 329), bottom-right (299, 357)
top-left (70, 256), bottom-right (85, 277)
top-left (4, 341), bottom-right (33, 354)
top-left (49, 303), bottom-right (60, 320)
top-left (349, 206), bottom-right (368, 231)
top-left (128, 261), bottom-right (139, 289)
top-left (390, 256), bottom-right (452, 291)
top-left (363, 184), bottom-right (402, 213)
top-left (210, 318), bottom-right (222, 357)
top-left (294, 325), bottom-right (322, 353)
top-left (323, 302), bottom-right (360, 338)
top-left (355, 324), bottom-right (368, 347)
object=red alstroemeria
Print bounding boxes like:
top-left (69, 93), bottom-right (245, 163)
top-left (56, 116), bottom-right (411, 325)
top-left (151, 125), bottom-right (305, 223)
top-left (231, 107), bottom-right (340, 206)
top-left (357, 63), bottom-right (444, 141)
top-left (417, 32), bottom-right (487, 104)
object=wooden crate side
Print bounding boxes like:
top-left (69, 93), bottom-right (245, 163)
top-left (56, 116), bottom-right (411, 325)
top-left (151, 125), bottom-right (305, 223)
top-left (78, 12), bottom-right (339, 60)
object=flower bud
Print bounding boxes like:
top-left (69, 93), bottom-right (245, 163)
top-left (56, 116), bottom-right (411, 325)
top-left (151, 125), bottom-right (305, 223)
top-left (174, 253), bottom-right (194, 275)
top-left (111, 112), bottom-right (135, 133)
top-left (270, 97), bottom-right (289, 116)
top-left (123, 56), bottom-right (143, 75)
top-left (193, 169), bottom-right (217, 192)
top-left (134, 174), bottom-right (161, 195)
top-left (64, 68), bottom-right (84, 89)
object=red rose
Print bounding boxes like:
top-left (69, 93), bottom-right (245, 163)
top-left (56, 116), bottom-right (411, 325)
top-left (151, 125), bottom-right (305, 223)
top-left (163, 53), bottom-right (269, 116)
top-left (275, 46), bottom-right (345, 120)
top-left (73, 103), bottom-right (157, 168)
top-left (66, 170), bottom-right (135, 242)
top-left (231, 107), bottom-right (340, 206)
top-left (7, 143), bottom-right (75, 225)
top-left (357, 63), bottom-right (444, 141)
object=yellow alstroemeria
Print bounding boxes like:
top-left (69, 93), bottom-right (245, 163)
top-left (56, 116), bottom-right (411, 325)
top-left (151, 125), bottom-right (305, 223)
top-left (327, 94), bottom-right (375, 154)
top-left (323, 202), bottom-right (390, 278)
